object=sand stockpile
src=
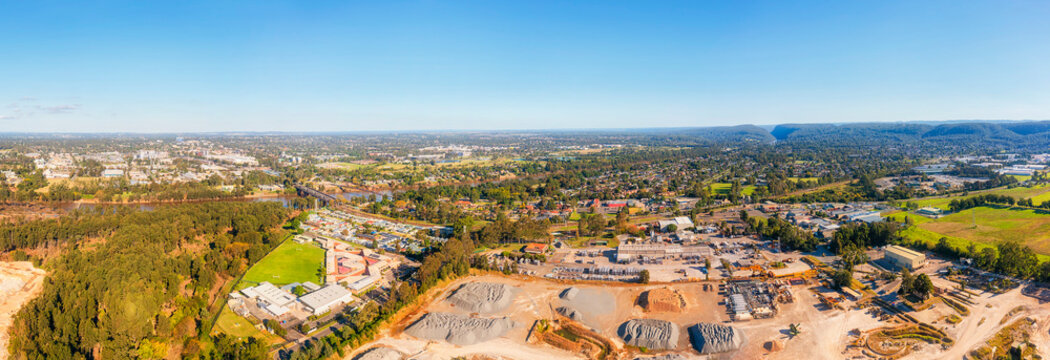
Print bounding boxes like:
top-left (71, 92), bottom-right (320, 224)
top-left (639, 288), bottom-right (685, 312)
top-left (353, 347), bottom-right (403, 360)
top-left (617, 319), bottom-right (679, 350)
top-left (558, 287), bottom-right (615, 328)
top-left (688, 323), bottom-right (745, 354)
top-left (447, 282), bottom-right (516, 314)
top-left (404, 312), bottom-right (516, 346)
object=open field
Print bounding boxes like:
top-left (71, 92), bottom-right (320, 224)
top-left (1031, 189), bottom-right (1050, 205)
top-left (709, 183), bottom-right (756, 196)
top-left (907, 184), bottom-right (1050, 210)
top-left (212, 307), bottom-right (284, 345)
top-left (883, 211), bottom-right (934, 225)
top-left (787, 177), bottom-right (818, 182)
top-left (317, 162), bottom-right (367, 170)
top-left (896, 206), bottom-right (1050, 260)
top-left (778, 180), bottom-right (852, 198)
top-left (239, 239), bottom-right (324, 289)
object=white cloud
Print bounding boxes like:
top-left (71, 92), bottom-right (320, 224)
top-left (38, 104), bottom-right (80, 113)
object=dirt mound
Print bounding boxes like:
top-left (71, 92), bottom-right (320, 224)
top-left (447, 282), bottom-right (516, 314)
top-left (617, 319), bottom-right (679, 350)
top-left (688, 323), bottom-right (745, 354)
top-left (404, 312), bottom-right (516, 346)
top-left (353, 346), bottom-right (403, 360)
top-left (765, 340), bottom-right (783, 352)
top-left (555, 306), bottom-right (583, 322)
top-left (639, 288), bottom-right (685, 312)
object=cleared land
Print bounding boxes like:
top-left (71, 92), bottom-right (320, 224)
top-left (0, 262), bottom-right (47, 360)
top-left (239, 239), bottom-right (325, 288)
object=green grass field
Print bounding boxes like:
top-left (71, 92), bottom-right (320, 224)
top-left (709, 183), bottom-right (756, 196)
top-left (787, 177), bottom-right (818, 182)
top-left (906, 185), bottom-right (1050, 210)
top-left (897, 206), bottom-right (1050, 260)
top-left (1009, 175), bottom-right (1033, 182)
top-left (239, 239), bottom-right (325, 289)
top-left (883, 211), bottom-right (934, 225)
top-left (212, 307), bottom-right (284, 344)
top-left (1030, 190), bottom-right (1050, 205)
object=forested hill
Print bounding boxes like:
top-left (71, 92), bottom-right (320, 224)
top-left (766, 121), bottom-right (1050, 146)
top-left (616, 121), bottom-right (1050, 146)
top-left (6, 202), bottom-right (292, 359)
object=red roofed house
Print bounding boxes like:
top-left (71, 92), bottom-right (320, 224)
top-left (523, 243), bottom-right (549, 254)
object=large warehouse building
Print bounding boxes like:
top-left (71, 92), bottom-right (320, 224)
top-left (299, 284), bottom-right (355, 316)
top-left (615, 243), bottom-right (711, 262)
top-left (884, 245), bottom-right (926, 270)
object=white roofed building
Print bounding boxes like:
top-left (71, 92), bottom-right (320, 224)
top-left (246, 282), bottom-right (296, 307)
top-left (299, 285), bottom-right (355, 315)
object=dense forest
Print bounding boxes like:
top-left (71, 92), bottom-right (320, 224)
top-left (7, 202), bottom-right (291, 359)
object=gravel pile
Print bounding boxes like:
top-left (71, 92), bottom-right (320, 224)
top-left (558, 287), bottom-right (615, 328)
top-left (617, 319), bottom-right (680, 350)
top-left (555, 306), bottom-right (583, 322)
top-left (559, 287), bottom-right (580, 300)
top-left (633, 354), bottom-right (687, 360)
top-left (447, 282), bottom-right (516, 314)
top-left (404, 312), bottom-right (516, 346)
top-left (353, 347), bottom-right (403, 360)
top-left (688, 323), bottom-right (745, 354)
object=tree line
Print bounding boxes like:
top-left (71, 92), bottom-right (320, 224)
top-left (8, 202), bottom-right (291, 360)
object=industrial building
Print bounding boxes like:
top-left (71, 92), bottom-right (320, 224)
top-left (884, 245), bottom-right (926, 270)
top-left (615, 243), bottom-right (711, 262)
top-left (241, 282), bottom-right (296, 307)
top-left (299, 284), bottom-right (355, 316)
top-left (724, 280), bottom-right (784, 321)
top-left (240, 282), bottom-right (297, 317)
top-left (729, 294), bottom-right (751, 321)
top-left (916, 207), bottom-right (943, 217)
top-left (657, 216), bottom-right (695, 231)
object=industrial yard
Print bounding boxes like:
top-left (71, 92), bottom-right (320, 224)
top-left (343, 261), bottom-right (1050, 360)
top-left (342, 273), bottom-right (808, 359)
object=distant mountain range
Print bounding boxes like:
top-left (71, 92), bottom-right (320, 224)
top-left (3, 120), bottom-right (1050, 145)
top-left (675, 120), bottom-right (1050, 145)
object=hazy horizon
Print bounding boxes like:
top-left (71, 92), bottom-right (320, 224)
top-left (2, 1), bottom-right (1048, 132)
top-left (1, 119), bottom-right (1049, 135)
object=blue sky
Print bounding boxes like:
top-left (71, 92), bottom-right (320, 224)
top-left (1, 1), bottom-right (1048, 132)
